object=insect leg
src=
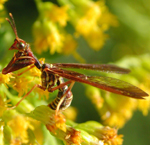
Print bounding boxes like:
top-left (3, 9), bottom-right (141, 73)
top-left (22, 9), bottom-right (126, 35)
top-left (7, 84), bottom-right (45, 110)
top-left (56, 81), bottom-right (75, 112)
top-left (17, 64), bottom-right (35, 76)
top-left (47, 80), bottom-right (73, 92)
top-left (48, 80), bottom-right (75, 112)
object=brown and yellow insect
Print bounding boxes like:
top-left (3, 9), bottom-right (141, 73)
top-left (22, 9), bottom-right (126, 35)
top-left (2, 13), bottom-right (148, 111)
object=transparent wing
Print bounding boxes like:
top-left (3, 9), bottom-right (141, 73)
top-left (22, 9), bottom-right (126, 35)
top-left (52, 63), bottom-right (130, 74)
top-left (45, 68), bottom-right (148, 99)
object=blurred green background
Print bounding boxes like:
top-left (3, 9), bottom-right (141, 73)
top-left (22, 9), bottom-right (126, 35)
top-left (1, 0), bottom-right (150, 144)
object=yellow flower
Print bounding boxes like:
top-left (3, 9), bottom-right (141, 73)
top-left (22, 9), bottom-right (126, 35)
top-left (27, 105), bottom-right (124, 144)
top-left (27, 118), bottom-right (44, 144)
top-left (33, 20), bottom-right (64, 54)
top-left (34, 87), bottom-right (50, 100)
top-left (100, 94), bottom-right (137, 128)
top-left (3, 113), bottom-right (41, 145)
top-left (97, 1), bottom-right (118, 30)
top-left (137, 84), bottom-right (150, 116)
top-left (61, 33), bottom-right (85, 62)
top-left (0, 72), bottom-right (12, 86)
top-left (95, 126), bottom-right (123, 145)
top-left (62, 34), bottom-right (77, 55)
top-left (17, 61), bottom-right (50, 99)
top-left (116, 55), bottom-right (150, 116)
top-left (75, 1), bottom-right (101, 36)
top-left (86, 86), bottom-right (104, 109)
top-left (97, 55), bottom-right (150, 127)
top-left (0, 95), bottom-right (9, 117)
top-left (47, 125), bottom-right (82, 145)
top-left (76, 121), bottom-right (123, 145)
top-left (0, 0), bottom-right (7, 10)
top-left (29, 105), bottom-right (66, 132)
top-left (7, 115), bottom-right (34, 144)
top-left (33, 0), bottom-right (117, 56)
top-left (62, 127), bottom-right (81, 145)
top-left (84, 55), bottom-right (150, 128)
top-left (61, 0), bottom-right (118, 51)
top-left (84, 27), bottom-right (108, 50)
top-left (9, 76), bottom-right (33, 97)
top-left (0, 0), bottom-right (7, 26)
top-left (28, 105), bottom-right (82, 144)
top-left (86, 85), bottom-right (137, 128)
top-left (24, 65), bottom-right (41, 78)
top-left (75, 0), bottom-right (117, 50)
top-left (42, 2), bottom-right (69, 26)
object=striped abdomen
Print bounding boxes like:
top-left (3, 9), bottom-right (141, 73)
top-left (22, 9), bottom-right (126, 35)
top-left (41, 69), bottom-right (73, 110)
top-left (48, 85), bottom-right (73, 110)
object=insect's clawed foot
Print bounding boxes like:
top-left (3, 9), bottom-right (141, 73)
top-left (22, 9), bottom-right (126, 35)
top-left (7, 106), bottom-right (16, 110)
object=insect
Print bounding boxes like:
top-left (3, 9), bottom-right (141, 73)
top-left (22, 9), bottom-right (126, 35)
top-left (2, 13), bottom-right (148, 111)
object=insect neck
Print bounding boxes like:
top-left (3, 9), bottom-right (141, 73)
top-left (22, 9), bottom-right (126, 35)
top-left (34, 56), bottom-right (42, 69)
top-left (25, 47), bottom-right (42, 69)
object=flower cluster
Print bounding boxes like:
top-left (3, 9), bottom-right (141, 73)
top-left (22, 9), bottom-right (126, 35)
top-left (0, 65), bottom-right (124, 144)
top-left (33, 0), bottom-right (76, 55)
top-left (58, 0), bottom-right (118, 50)
top-left (28, 105), bottom-right (123, 145)
top-left (86, 54), bottom-right (150, 128)
top-left (33, 0), bottom-right (117, 61)
top-left (0, 0), bottom-right (7, 25)
top-left (0, 0), bottom-right (149, 145)
top-left (0, 0), bottom-right (7, 11)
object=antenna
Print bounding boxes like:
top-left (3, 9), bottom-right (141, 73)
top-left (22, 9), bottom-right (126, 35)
top-left (6, 13), bottom-right (19, 39)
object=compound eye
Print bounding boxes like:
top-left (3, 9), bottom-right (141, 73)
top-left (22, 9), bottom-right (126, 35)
top-left (20, 42), bottom-right (25, 49)
top-left (16, 42), bottom-right (25, 50)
